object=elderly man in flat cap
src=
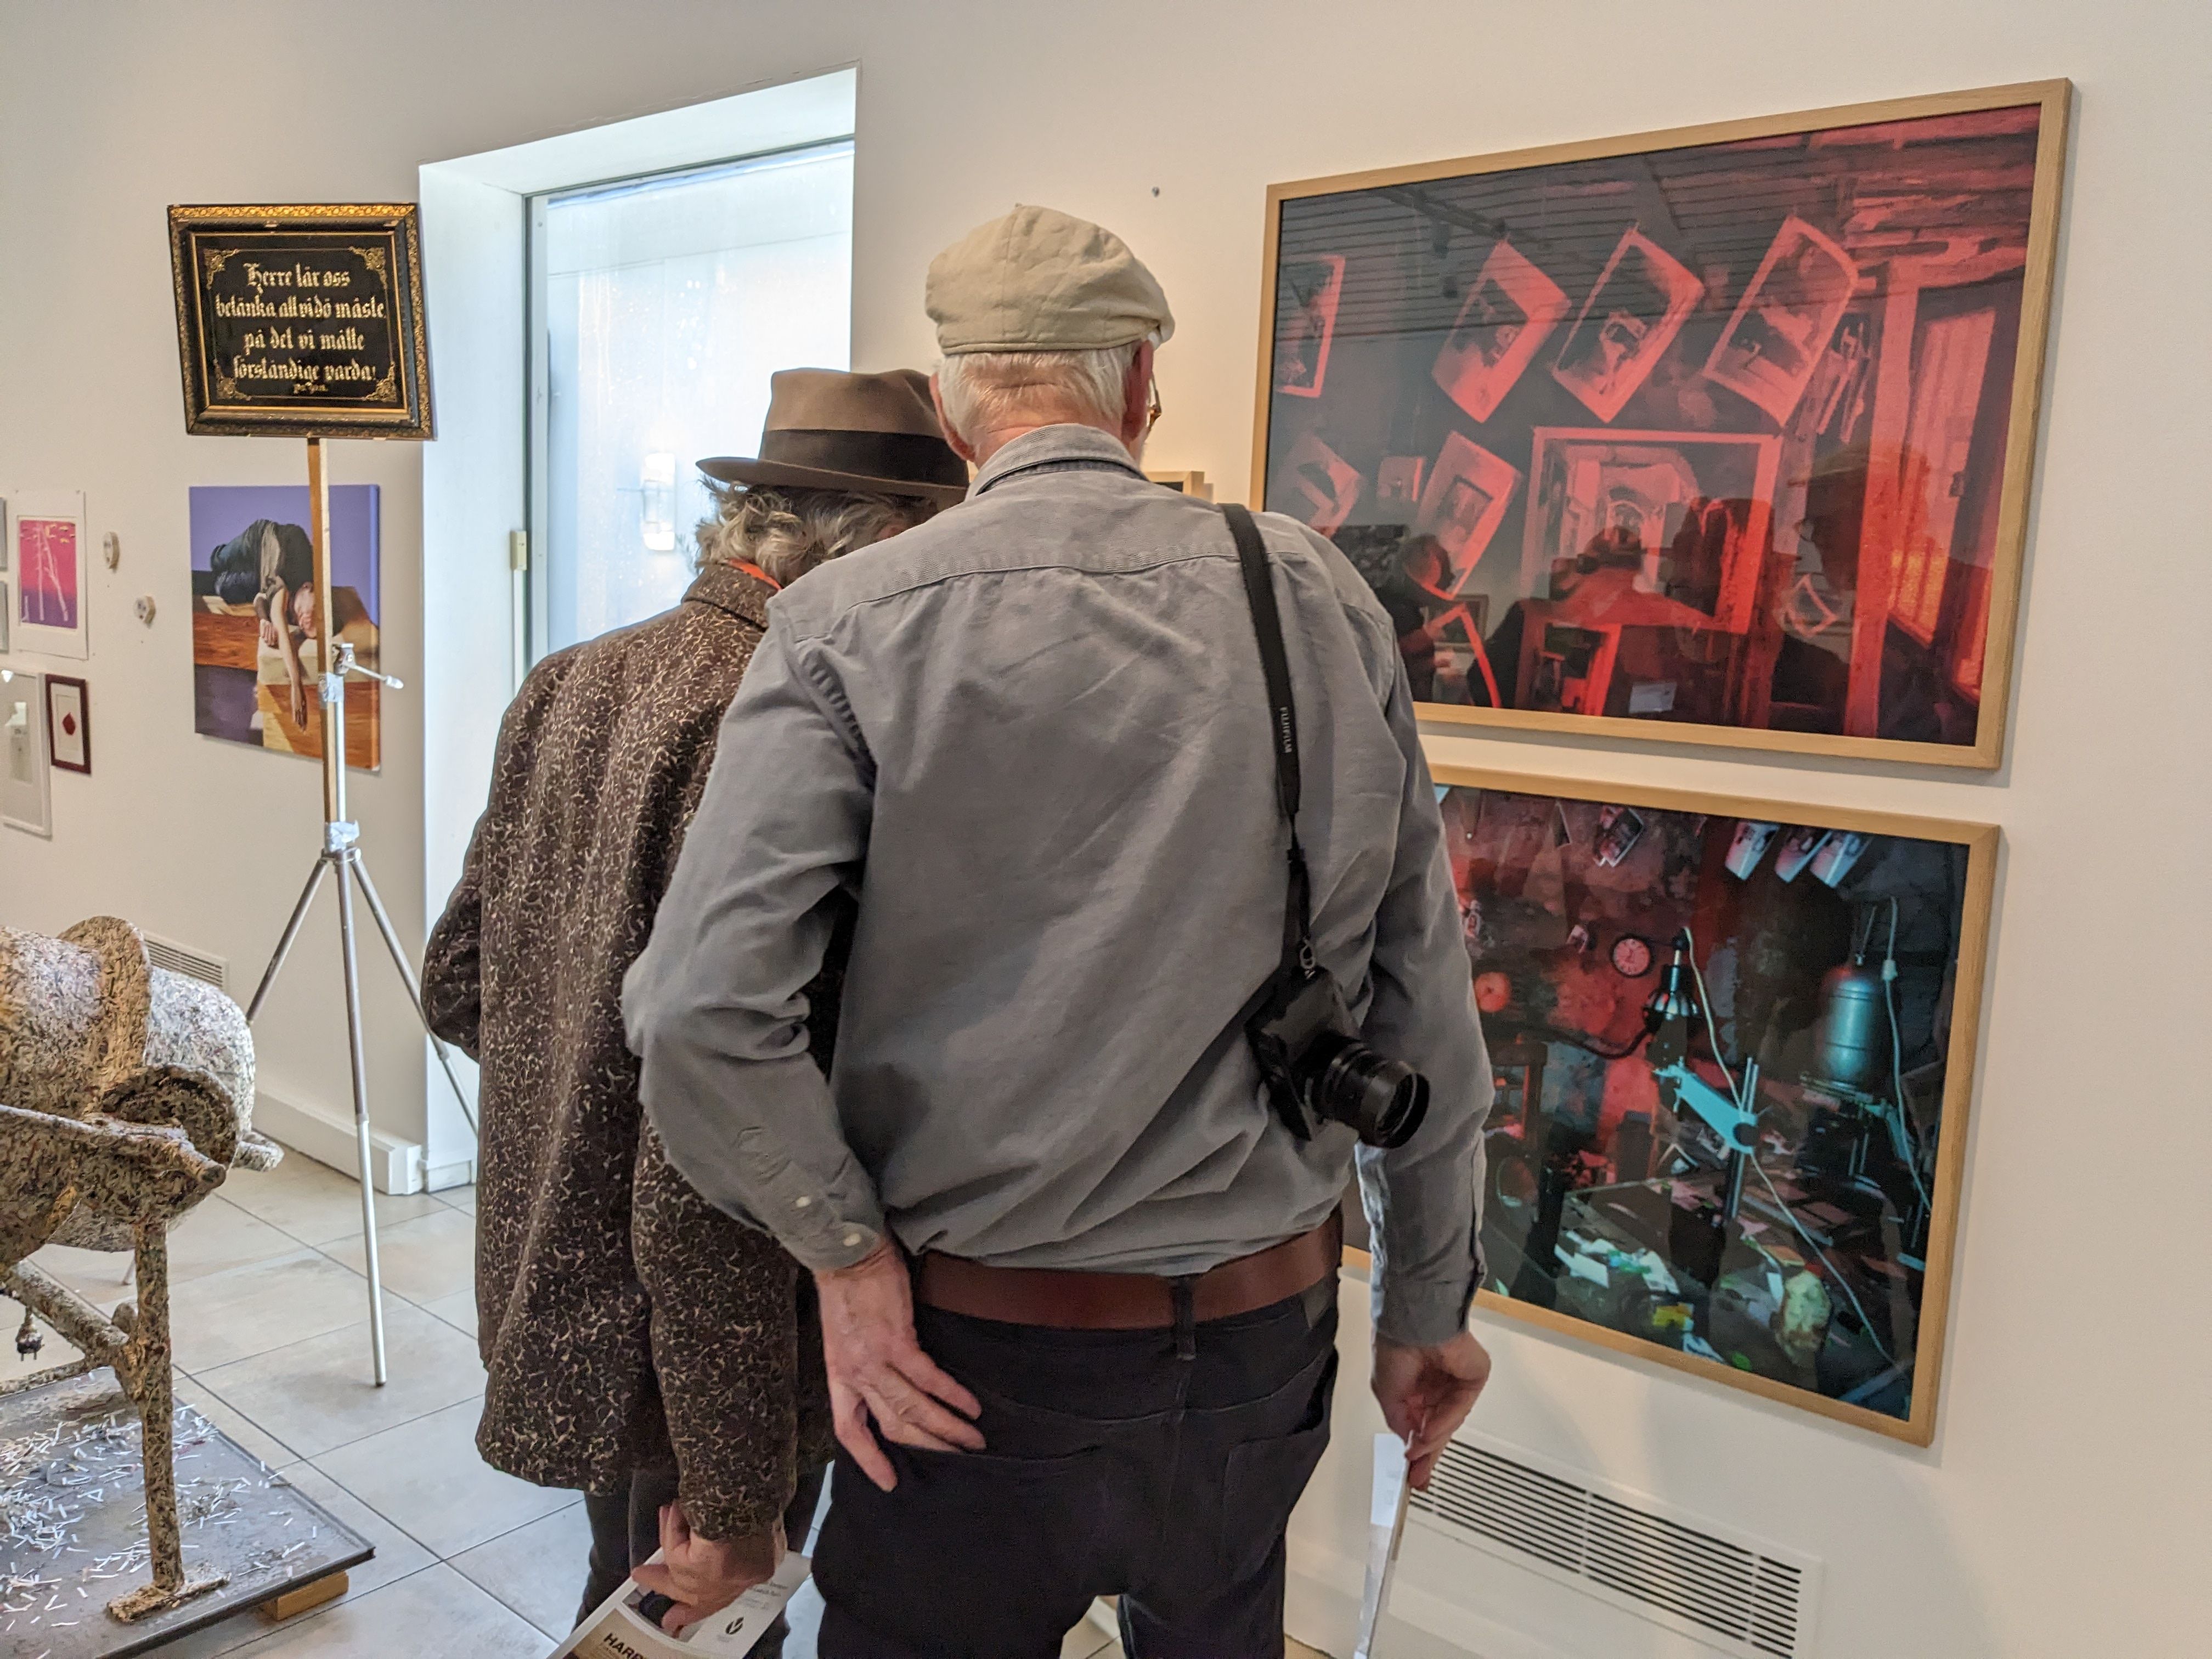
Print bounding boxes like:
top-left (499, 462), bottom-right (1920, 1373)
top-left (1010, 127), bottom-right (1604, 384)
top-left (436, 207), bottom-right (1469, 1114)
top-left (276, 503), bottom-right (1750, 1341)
top-left (628, 207), bottom-right (1492, 1657)
top-left (424, 369), bottom-right (964, 1641)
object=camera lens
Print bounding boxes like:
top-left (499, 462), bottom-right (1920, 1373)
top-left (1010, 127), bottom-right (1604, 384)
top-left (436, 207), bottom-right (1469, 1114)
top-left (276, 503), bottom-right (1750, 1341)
top-left (1311, 1037), bottom-right (1430, 1149)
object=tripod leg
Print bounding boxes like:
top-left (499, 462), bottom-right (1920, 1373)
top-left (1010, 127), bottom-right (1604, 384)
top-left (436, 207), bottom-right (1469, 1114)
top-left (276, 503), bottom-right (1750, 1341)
top-left (246, 855), bottom-right (332, 1022)
top-left (334, 864), bottom-right (389, 1387)
top-left (349, 850), bottom-right (478, 1135)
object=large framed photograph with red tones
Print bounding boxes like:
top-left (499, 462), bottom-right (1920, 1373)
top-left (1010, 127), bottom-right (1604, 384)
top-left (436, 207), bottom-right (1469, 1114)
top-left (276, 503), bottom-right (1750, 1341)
top-left (1434, 767), bottom-right (1997, 1443)
top-left (1255, 83), bottom-right (2069, 769)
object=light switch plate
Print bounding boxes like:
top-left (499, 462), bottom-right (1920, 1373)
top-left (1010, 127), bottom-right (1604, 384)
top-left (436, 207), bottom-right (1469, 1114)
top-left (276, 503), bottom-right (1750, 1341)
top-left (2, 668), bottom-right (54, 837)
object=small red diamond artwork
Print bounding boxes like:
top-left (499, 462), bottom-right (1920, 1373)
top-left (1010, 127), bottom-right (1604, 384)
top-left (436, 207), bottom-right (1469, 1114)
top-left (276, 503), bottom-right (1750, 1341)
top-left (44, 676), bottom-right (89, 773)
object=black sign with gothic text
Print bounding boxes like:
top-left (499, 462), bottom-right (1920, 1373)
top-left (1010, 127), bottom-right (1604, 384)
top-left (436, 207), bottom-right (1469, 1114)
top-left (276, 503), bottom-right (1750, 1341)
top-left (168, 204), bottom-right (434, 438)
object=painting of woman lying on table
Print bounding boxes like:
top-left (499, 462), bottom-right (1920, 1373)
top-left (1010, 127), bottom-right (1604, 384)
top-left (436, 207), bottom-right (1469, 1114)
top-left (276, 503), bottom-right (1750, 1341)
top-left (189, 484), bottom-right (380, 769)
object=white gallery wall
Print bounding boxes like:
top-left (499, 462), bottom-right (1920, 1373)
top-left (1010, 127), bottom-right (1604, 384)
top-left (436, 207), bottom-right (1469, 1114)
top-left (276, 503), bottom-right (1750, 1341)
top-left (0, 2), bottom-right (2204, 1655)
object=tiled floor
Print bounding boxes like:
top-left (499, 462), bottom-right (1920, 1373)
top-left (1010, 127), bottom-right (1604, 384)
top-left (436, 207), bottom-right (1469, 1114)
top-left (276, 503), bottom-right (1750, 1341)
top-left (5, 1152), bottom-right (563, 1657)
top-left (5, 1148), bottom-right (1328, 1657)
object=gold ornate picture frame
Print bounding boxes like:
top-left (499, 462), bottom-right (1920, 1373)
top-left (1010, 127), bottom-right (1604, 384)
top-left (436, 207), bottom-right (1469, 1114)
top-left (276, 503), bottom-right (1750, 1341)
top-left (1255, 83), bottom-right (2070, 769)
top-left (167, 203), bottom-right (435, 440)
top-left (1429, 764), bottom-right (1997, 1443)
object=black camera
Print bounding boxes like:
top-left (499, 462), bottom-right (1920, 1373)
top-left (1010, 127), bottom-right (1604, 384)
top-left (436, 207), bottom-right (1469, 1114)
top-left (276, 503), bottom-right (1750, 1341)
top-left (1248, 956), bottom-right (1430, 1150)
top-left (1218, 500), bottom-right (1434, 1153)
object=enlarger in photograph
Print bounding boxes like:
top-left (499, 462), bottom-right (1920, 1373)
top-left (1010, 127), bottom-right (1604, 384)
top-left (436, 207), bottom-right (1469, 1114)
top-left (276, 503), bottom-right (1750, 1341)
top-left (1438, 771), bottom-right (1995, 1441)
top-left (1257, 85), bottom-right (2067, 768)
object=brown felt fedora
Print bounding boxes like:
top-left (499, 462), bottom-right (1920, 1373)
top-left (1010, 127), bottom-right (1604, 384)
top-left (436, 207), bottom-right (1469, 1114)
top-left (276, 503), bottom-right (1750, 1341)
top-left (697, 368), bottom-right (969, 505)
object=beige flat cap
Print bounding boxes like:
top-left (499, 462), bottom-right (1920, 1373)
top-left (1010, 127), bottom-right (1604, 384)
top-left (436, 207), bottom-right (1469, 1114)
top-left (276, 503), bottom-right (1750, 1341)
top-left (927, 204), bottom-right (1175, 355)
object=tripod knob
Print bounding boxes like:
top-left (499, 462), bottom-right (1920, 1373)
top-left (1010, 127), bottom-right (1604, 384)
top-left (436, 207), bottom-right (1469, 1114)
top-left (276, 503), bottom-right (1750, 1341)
top-left (328, 641), bottom-right (404, 692)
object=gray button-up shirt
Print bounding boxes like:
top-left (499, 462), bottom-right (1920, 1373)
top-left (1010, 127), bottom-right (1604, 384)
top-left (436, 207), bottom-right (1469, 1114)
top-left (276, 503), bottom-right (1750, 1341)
top-left (625, 424), bottom-right (1490, 1345)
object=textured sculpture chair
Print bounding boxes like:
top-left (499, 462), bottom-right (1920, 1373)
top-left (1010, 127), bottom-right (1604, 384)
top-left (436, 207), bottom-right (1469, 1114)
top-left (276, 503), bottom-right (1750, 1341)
top-left (0, 917), bottom-right (280, 1622)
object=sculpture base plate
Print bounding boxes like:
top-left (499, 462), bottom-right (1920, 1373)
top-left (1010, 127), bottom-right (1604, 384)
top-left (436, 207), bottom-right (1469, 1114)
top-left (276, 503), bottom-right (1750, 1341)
top-left (1, 1374), bottom-right (373, 1656)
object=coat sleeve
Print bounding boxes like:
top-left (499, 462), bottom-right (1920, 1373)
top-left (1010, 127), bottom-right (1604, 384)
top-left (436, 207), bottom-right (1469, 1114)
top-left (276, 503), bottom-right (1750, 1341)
top-left (422, 665), bottom-right (559, 1060)
top-left (633, 1125), bottom-right (810, 1538)
top-left (631, 687), bottom-right (832, 1537)
top-left (421, 824), bottom-right (485, 1059)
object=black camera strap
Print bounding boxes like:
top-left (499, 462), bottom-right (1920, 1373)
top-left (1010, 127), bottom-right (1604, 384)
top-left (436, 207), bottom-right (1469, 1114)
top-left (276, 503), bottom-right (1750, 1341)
top-left (1222, 503), bottom-right (1315, 973)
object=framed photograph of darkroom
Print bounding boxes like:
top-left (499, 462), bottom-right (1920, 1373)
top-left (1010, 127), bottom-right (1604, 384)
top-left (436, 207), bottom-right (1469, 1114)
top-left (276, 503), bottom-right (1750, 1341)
top-left (167, 204), bottom-right (435, 439)
top-left (1434, 765), bottom-right (1996, 1443)
top-left (1254, 82), bottom-right (2069, 769)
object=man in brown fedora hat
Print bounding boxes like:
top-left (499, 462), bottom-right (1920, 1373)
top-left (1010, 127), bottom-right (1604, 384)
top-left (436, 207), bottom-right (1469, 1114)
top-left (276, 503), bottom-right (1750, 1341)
top-left (631, 207), bottom-right (1493, 1657)
top-left (424, 368), bottom-right (962, 1641)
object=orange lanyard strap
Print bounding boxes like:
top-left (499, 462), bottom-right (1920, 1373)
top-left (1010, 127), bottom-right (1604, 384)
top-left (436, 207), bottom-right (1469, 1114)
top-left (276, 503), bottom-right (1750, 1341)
top-left (734, 560), bottom-right (783, 592)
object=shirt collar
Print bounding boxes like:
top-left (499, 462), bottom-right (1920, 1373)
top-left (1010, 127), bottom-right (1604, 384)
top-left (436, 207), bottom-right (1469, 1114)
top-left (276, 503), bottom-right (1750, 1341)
top-left (684, 559), bottom-right (775, 629)
top-left (969, 424), bottom-right (1147, 498)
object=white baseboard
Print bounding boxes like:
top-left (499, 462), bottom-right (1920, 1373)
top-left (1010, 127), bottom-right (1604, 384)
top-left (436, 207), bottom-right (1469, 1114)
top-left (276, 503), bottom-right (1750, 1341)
top-left (1288, 1536), bottom-right (1571, 1659)
top-left (253, 1088), bottom-right (425, 1194)
top-left (424, 1156), bottom-right (477, 1192)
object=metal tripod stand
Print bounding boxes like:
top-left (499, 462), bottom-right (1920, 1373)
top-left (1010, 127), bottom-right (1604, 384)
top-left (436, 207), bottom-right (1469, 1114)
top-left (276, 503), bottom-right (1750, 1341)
top-left (240, 437), bottom-right (476, 1387)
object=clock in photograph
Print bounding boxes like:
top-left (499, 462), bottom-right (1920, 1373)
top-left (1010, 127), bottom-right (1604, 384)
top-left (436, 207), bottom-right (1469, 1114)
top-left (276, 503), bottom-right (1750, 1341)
top-left (1609, 932), bottom-right (1654, 978)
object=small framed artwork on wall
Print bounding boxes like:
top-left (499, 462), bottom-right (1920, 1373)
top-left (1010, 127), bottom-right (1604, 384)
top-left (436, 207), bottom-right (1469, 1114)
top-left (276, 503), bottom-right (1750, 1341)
top-left (8, 492), bottom-right (91, 660)
top-left (1254, 81), bottom-right (2070, 769)
top-left (44, 674), bottom-right (89, 774)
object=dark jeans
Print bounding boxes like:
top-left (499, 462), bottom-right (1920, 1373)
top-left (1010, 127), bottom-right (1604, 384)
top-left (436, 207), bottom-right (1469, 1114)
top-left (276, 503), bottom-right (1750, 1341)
top-left (815, 1277), bottom-right (1340, 1658)
top-left (578, 1463), bottom-right (830, 1642)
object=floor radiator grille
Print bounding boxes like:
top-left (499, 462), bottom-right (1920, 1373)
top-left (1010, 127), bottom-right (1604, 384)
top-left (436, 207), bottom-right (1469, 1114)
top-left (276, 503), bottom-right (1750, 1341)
top-left (1412, 1436), bottom-right (1818, 1659)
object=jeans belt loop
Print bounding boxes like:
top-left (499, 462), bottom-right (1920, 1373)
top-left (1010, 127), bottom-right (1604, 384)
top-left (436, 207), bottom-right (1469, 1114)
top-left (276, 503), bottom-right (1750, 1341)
top-left (1169, 1277), bottom-right (1199, 1361)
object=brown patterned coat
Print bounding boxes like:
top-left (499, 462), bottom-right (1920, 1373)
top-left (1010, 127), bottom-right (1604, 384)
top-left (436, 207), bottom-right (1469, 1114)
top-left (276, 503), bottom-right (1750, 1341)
top-left (422, 562), bottom-right (836, 1539)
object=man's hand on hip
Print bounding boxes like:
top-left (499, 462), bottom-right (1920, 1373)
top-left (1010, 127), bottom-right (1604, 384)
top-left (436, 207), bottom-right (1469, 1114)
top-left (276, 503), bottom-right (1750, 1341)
top-left (816, 1240), bottom-right (984, 1491)
top-left (630, 1502), bottom-right (779, 1634)
top-left (1372, 1330), bottom-right (1492, 1488)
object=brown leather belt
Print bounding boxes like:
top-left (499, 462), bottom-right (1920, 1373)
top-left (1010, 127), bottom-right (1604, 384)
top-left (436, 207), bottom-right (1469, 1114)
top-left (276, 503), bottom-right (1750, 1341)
top-left (916, 1216), bottom-right (1341, 1329)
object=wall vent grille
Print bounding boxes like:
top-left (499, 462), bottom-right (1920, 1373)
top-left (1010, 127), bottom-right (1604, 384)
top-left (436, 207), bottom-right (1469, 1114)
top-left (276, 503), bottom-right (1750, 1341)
top-left (1412, 1435), bottom-right (1819, 1659)
top-left (145, 934), bottom-right (229, 994)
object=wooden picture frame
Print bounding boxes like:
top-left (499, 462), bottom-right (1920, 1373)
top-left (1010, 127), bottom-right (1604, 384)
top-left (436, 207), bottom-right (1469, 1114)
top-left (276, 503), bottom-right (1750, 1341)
top-left (1254, 82), bottom-right (2070, 770)
top-left (43, 674), bottom-right (88, 774)
top-left (1427, 765), bottom-right (1996, 1445)
top-left (1146, 470), bottom-right (1216, 501)
top-left (167, 203), bottom-right (435, 439)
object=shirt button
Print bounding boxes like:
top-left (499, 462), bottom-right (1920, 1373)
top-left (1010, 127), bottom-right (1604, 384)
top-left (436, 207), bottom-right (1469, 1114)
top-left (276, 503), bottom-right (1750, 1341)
top-left (844, 1233), bottom-right (864, 1248)
top-left (793, 1196), bottom-right (811, 1209)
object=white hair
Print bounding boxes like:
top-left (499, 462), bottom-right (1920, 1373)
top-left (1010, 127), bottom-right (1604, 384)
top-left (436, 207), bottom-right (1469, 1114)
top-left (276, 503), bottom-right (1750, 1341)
top-left (934, 334), bottom-right (1158, 449)
top-left (694, 483), bottom-right (926, 586)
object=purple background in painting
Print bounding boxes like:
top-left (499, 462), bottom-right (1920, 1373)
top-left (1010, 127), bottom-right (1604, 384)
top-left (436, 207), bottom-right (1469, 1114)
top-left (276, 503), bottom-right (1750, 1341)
top-left (188, 484), bottom-right (379, 622)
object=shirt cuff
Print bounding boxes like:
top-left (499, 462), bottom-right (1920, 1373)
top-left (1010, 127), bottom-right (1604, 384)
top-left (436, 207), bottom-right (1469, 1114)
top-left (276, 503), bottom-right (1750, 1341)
top-left (732, 1126), bottom-right (890, 1272)
top-left (783, 1215), bottom-right (888, 1274)
top-left (1371, 1271), bottom-right (1478, 1348)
